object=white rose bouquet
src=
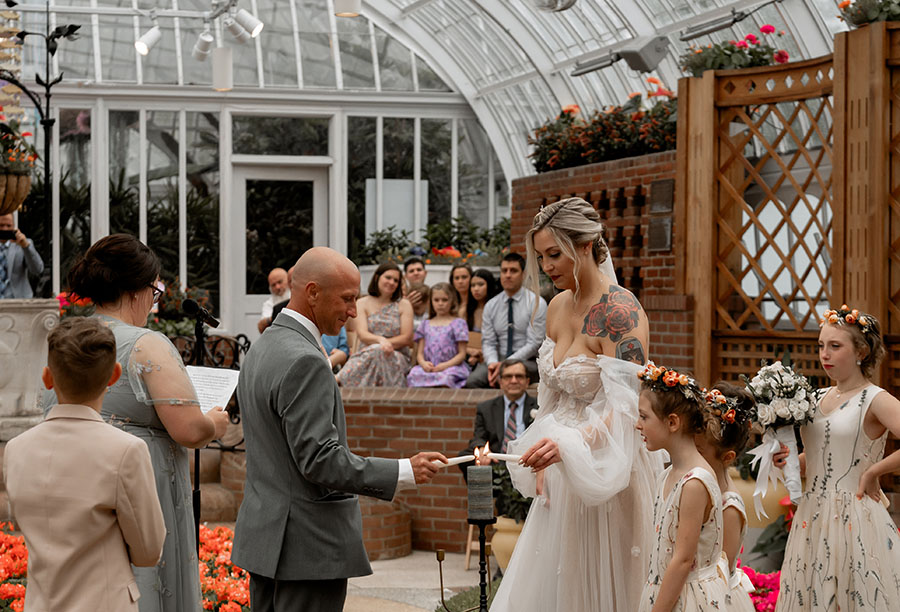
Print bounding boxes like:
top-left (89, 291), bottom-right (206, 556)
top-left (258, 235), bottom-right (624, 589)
top-left (743, 361), bottom-right (815, 514)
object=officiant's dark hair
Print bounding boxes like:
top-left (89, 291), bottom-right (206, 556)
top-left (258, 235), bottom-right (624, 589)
top-left (367, 262), bottom-right (403, 301)
top-left (68, 233), bottom-right (161, 305)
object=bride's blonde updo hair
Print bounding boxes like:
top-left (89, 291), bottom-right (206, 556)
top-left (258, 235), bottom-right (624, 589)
top-left (524, 197), bottom-right (610, 299)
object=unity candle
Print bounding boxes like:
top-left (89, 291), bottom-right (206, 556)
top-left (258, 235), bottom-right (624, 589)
top-left (467, 451), bottom-right (493, 520)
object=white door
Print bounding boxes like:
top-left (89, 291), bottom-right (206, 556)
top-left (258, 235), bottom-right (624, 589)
top-left (225, 165), bottom-right (328, 337)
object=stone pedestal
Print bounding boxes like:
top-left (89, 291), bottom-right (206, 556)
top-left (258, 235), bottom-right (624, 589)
top-left (0, 299), bottom-right (58, 441)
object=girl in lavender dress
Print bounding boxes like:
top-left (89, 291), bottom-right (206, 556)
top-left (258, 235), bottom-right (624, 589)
top-left (407, 282), bottom-right (470, 388)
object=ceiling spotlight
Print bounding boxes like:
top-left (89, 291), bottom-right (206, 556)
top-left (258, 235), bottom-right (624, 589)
top-left (334, 0), bottom-right (361, 17)
top-left (234, 8), bottom-right (264, 38)
top-left (135, 24), bottom-right (161, 56)
top-left (192, 29), bottom-right (214, 61)
top-left (212, 46), bottom-right (233, 92)
top-left (224, 16), bottom-right (251, 44)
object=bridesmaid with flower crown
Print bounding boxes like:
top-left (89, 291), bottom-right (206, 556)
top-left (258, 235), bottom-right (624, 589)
top-left (775, 306), bottom-right (900, 611)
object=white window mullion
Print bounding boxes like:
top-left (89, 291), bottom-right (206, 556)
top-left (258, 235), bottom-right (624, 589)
top-left (369, 19), bottom-right (381, 92)
top-left (289, 0), bottom-right (303, 88)
top-left (410, 52), bottom-right (419, 92)
top-left (327, 0), bottom-right (343, 90)
top-left (173, 0), bottom-right (185, 86)
top-left (133, 0), bottom-right (143, 85)
top-left (451, 118), bottom-right (458, 219)
top-left (376, 116), bottom-right (383, 230)
top-left (178, 109), bottom-right (187, 289)
top-left (488, 149), bottom-right (495, 228)
top-left (93, 98), bottom-right (110, 241)
top-left (139, 108), bottom-right (147, 244)
top-left (90, 0), bottom-right (102, 83)
top-left (251, 0), bottom-right (264, 88)
top-left (51, 107), bottom-right (60, 294)
top-left (413, 117), bottom-right (421, 242)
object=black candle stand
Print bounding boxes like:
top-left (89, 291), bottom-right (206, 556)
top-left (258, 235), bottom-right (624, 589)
top-left (436, 517), bottom-right (496, 612)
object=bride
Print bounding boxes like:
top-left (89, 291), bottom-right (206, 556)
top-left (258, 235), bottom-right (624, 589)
top-left (492, 197), bottom-right (663, 612)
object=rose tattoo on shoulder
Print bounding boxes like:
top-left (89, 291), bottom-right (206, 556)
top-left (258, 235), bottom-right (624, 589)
top-left (581, 285), bottom-right (640, 343)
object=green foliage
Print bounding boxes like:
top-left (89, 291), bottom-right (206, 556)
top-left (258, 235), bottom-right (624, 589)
top-left (750, 514), bottom-right (790, 567)
top-left (434, 577), bottom-right (502, 612)
top-left (355, 225), bottom-right (415, 266)
top-left (841, 0), bottom-right (900, 27)
top-left (146, 280), bottom-right (213, 337)
top-left (680, 27), bottom-right (789, 78)
top-left (492, 463), bottom-right (532, 523)
top-left (528, 94), bottom-right (677, 174)
top-left (423, 217), bottom-right (482, 255)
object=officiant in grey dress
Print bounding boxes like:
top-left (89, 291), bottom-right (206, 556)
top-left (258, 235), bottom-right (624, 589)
top-left (232, 247), bottom-right (447, 612)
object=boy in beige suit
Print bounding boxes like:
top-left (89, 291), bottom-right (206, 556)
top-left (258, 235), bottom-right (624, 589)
top-left (4, 317), bottom-right (166, 612)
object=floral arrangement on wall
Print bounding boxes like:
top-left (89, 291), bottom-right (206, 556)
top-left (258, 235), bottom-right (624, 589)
top-left (528, 79), bottom-right (677, 173)
top-left (839, 0), bottom-right (900, 27)
top-left (680, 25), bottom-right (790, 78)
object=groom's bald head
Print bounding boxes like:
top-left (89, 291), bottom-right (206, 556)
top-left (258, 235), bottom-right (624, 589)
top-left (288, 247), bottom-right (360, 335)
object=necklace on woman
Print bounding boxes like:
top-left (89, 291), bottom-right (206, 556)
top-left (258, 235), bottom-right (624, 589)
top-left (834, 380), bottom-right (867, 399)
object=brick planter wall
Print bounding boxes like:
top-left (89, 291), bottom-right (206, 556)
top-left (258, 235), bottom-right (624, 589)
top-left (359, 497), bottom-right (412, 561)
top-left (511, 151), bottom-right (693, 370)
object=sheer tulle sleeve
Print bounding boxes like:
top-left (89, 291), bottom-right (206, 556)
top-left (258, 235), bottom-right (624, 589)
top-left (507, 355), bottom-right (653, 506)
top-left (128, 331), bottom-right (201, 407)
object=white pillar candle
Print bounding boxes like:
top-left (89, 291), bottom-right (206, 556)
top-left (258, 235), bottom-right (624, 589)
top-left (467, 465), bottom-right (493, 520)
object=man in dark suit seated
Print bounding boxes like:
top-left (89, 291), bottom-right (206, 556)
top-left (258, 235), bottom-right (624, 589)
top-left (460, 358), bottom-right (537, 478)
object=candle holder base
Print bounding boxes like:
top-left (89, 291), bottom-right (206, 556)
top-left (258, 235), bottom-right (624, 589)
top-left (435, 517), bottom-right (497, 612)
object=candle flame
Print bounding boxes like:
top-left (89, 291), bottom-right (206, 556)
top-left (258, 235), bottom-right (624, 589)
top-left (473, 442), bottom-right (492, 466)
top-left (474, 446), bottom-right (481, 465)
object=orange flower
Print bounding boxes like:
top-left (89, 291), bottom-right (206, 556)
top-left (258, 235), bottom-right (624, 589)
top-left (561, 104), bottom-right (580, 115)
top-left (838, 0), bottom-right (851, 8)
top-left (646, 76), bottom-right (661, 85)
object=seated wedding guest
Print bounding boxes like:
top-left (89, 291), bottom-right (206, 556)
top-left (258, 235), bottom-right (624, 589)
top-left (407, 282), bottom-right (469, 388)
top-left (0, 213), bottom-right (44, 299)
top-left (257, 267), bottom-right (291, 333)
top-left (323, 326), bottom-right (349, 371)
top-left (450, 263), bottom-right (472, 318)
top-left (404, 256), bottom-right (428, 311)
top-left (50, 234), bottom-right (230, 612)
top-left (408, 281), bottom-right (430, 330)
top-left (465, 253), bottom-right (546, 388)
top-left (464, 268), bottom-right (499, 369)
top-left (336, 262), bottom-right (413, 387)
top-left (458, 359), bottom-right (536, 479)
top-left (5, 317), bottom-right (166, 612)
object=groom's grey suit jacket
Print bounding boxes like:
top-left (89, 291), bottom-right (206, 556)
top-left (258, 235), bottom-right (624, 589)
top-left (232, 312), bottom-right (399, 581)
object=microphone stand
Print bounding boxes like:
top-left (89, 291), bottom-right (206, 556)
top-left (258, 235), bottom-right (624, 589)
top-left (189, 316), bottom-right (209, 554)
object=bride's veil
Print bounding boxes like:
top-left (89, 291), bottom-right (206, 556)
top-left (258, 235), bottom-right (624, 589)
top-left (599, 245), bottom-right (618, 285)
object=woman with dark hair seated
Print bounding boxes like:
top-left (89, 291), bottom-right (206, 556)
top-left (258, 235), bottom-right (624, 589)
top-left (46, 234), bottom-right (229, 612)
top-left (464, 268), bottom-right (499, 369)
top-left (336, 261), bottom-right (413, 387)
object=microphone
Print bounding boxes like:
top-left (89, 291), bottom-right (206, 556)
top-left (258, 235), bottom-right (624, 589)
top-left (182, 298), bottom-right (220, 328)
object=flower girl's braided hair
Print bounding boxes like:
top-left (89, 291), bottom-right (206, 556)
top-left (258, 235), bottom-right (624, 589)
top-left (819, 304), bottom-right (886, 379)
top-left (702, 382), bottom-right (756, 457)
top-left (524, 197), bottom-right (609, 302)
top-left (638, 362), bottom-right (706, 434)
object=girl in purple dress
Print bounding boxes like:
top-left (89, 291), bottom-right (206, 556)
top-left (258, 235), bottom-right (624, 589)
top-left (407, 282), bottom-right (469, 388)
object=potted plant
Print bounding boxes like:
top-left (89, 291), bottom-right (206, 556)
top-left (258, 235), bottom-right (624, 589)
top-left (839, 0), bottom-right (900, 27)
top-left (0, 119), bottom-right (38, 215)
top-left (491, 463), bottom-right (533, 571)
top-left (679, 25), bottom-right (789, 77)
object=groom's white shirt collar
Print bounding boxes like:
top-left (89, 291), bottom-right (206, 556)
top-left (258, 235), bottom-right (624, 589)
top-left (279, 308), bottom-right (327, 355)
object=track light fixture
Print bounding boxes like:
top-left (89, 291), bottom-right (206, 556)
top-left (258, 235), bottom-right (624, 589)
top-left (234, 8), bottom-right (264, 38)
top-left (679, 0), bottom-right (785, 42)
top-left (571, 35), bottom-right (668, 76)
top-left (135, 25), bottom-right (161, 56)
top-left (212, 46), bottom-right (233, 91)
top-left (192, 28), bottom-right (215, 62)
top-left (334, 0), bottom-right (362, 17)
top-left (224, 16), bottom-right (251, 44)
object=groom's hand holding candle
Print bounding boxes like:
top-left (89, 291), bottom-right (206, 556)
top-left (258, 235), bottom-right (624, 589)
top-left (411, 452), bottom-right (448, 484)
top-left (520, 438), bottom-right (560, 472)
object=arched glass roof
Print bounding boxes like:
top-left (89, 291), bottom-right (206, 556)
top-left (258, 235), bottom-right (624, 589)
top-left (13, 0), bottom-right (847, 180)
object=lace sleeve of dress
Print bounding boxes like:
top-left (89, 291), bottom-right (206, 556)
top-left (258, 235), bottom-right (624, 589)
top-left (128, 331), bottom-right (201, 407)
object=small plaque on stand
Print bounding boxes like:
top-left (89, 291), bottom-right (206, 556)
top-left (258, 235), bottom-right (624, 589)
top-left (648, 216), bottom-right (672, 252)
top-left (649, 179), bottom-right (675, 213)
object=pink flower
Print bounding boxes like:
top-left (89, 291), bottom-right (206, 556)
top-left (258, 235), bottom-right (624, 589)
top-left (745, 33), bottom-right (759, 44)
top-left (760, 24), bottom-right (776, 34)
top-left (735, 40), bottom-right (749, 49)
top-left (774, 50), bottom-right (789, 64)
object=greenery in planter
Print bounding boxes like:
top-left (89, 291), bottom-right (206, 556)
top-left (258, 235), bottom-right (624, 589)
top-left (680, 25), bottom-right (789, 77)
top-left (0, 120), bottom-right (38, 175)
top-left (353, 216), bottom-right (511, 266)
top-left (839, 0), bottom-right (900, 26)
top-left (492, 463), bottom-right (533, 523)
top-left (146, 280), bottom-right (213, 338)
top-left (527, 86), bottom-right (677, 173)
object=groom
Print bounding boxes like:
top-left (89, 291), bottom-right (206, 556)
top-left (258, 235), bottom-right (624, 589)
top-left (232, 247), bottom-right (447, 612)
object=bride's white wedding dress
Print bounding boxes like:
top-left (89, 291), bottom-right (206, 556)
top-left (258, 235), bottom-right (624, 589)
top-left (490, 338), bottom-right (663, 612)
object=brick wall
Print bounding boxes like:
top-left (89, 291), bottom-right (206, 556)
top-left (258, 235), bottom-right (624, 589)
top-left (511, 151), bottom-right (694, 371)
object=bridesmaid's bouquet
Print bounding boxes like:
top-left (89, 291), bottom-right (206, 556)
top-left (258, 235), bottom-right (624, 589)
top-left (743, 362), bottom-right (815, 514)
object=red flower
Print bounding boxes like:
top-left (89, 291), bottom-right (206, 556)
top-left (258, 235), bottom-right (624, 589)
top-left (735, 40), bottom-right (749, 49)
top-left (774, 50), bottom-right (789, 64)
top-left (760, 24), bottom-right (776, 34)
top-left (744, 33), bottom-right (759, 45)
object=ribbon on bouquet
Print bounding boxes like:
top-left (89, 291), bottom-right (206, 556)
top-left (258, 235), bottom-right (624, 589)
top-left (746, 429), bottom-right (782, 519)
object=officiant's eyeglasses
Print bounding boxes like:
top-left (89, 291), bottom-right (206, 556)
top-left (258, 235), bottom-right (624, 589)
top-left (148, 283), bottom-right (164, 304)
top-left (500, 373), bottom-right (527, 380)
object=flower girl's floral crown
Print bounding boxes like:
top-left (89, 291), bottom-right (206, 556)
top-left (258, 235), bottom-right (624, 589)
top-left (820, 304), bottom-right (874, 335)
top-left (703, 388), bottom-right (753, 427)
top-left (638, 362), bottom-right (702, 400)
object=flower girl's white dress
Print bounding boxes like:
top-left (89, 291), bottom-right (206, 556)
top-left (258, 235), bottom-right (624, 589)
top-left (638, 466), bottom-right (731, 611)
top-left (777, 385), bottom-right (900, 611)
top-left (489, 339), bottom-right (663, 612)
top-left (719, 491), bottom-right (755, 611)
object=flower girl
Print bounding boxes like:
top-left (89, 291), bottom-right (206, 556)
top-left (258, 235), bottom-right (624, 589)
top-left (636, 364), bottom-right (730, 612)
top-left (696, 383), bottom-right (756, 611)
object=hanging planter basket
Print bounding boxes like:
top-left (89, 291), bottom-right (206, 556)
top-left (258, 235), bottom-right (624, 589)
top-left (0, 173), bottom-right (32, 216)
